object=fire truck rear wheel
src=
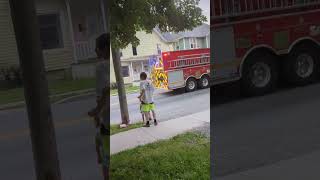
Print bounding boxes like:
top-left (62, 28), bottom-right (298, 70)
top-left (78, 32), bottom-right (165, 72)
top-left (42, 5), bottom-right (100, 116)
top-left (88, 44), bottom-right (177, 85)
top-left (198, 75), bottom-right (210, 89)
top-left (185, 78), bottom-right (197, 92)
top-left (241, 53), bottom-right (278, 96)
top-left (284, 44), bottom-right (320, 85)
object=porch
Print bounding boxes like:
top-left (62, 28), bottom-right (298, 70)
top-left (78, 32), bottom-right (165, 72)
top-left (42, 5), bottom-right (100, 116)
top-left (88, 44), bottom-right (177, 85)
top-left (66, 0), bottom-right (107, 62)
top-left (121, 56), bottom-right (153, 83)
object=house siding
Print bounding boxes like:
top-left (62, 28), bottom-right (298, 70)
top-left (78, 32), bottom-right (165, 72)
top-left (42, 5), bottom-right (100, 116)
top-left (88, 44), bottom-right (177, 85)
top-left (0, 0), bottom-right (74, 71)
top-left (0, 0), bottom-right (19, 69)
top-left (121, 31), bottom-right (171, 59)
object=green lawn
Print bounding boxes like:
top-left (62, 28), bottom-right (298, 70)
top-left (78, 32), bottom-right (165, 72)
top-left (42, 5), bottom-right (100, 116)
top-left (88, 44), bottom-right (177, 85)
top-left (0, 79), bottom-right (140, 106)
top-left (110, 122), bottom-right (144, 135)
top-left (0, 78), bottom-right (95, 105)
top-left (48, 78), bottom-right (95, 95)
top-left (110, 132), bottom-right (210, 180)
top-left (110, 85), bottom-right (139, 96)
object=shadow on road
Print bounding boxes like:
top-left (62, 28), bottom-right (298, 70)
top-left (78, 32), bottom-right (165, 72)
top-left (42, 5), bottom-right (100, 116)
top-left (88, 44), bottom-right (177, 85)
top-left (157, 88), bottom-right (209, 97)
top-left (212, 80), bottom-right (320, 177)
top-left (211, 80), bottom-right (320, 107)
top-left (211, 82), bottom-right (243, 106)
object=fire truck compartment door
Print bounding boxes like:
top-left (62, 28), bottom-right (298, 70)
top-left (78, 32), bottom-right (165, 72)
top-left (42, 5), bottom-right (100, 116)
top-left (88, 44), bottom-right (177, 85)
top-left (212, 26), bottom-right (238, 79)
top-left (167, 70), bottom-right (184, 89)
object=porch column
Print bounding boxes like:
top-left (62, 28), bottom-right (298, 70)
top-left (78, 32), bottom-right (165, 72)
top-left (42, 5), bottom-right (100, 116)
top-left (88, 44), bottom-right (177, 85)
top-left (141, 61), bottom-right (144, 73)
top-left (100, 0), bottom-right (107, 32)
top-left (65, 0), bottom-right (78, 64)
top-left (183, 38), bottom-right (186, 50)
top-left (206, 36), bottom-right (209, 48)
top-left (130, 61), bottom-right (134, 81)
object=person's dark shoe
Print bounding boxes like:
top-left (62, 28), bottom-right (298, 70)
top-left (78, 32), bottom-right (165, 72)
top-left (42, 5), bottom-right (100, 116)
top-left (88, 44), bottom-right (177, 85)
top-left (143, 121), bottom-right (150, 127)
top-left (154, 119), bottom-right (158, 126)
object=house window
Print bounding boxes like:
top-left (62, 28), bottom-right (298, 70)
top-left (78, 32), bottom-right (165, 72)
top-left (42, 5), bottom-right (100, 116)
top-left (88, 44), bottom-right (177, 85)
top-left (38, 14), bottom-right (63, 50)
top-left (190, 38), bottom-right (196, 49)
top-left (122, 66), bottom-right (130, 77)
top-left (132, 46), bottom-right (137, 56)
top-left (144, 63), bottom-right (149, 72)
top-left (175, 42), bottom-right (179, 50)
top-left (78, 24), bottom-right (84, 32)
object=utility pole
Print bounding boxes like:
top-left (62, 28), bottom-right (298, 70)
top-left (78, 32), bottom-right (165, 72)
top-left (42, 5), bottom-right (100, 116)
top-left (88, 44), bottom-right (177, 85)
top-left (9, 0), bottom-right (61, 180)
top-left (104, 0), bottom-right (130, 125)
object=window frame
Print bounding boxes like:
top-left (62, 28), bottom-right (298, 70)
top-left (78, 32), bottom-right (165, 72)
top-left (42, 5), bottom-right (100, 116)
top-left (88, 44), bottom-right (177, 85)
top-left (132, 45), bottom-right (138, 56)
top-left (38, 13), bottom-right (64, 50)
top-left (189, 38), bottom-right (197, 49)
top-left (121, 66), bottom-right (130, 77)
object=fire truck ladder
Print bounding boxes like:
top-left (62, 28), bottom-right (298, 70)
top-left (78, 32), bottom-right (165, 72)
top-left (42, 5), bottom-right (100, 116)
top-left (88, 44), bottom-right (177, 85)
top-left (169, 54), bottom-right (210, 69)
top-left (212, 0), bottom-right (320, 17)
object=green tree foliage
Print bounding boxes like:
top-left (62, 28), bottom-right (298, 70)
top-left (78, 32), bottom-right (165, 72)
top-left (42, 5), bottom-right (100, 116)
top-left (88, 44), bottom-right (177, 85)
top-left (110, 0), bottom-right (207, 49)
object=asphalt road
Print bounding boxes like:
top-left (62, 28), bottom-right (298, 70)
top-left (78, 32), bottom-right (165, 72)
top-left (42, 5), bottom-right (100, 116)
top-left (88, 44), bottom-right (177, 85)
top-left (0, 88), bottom-right (209, 179)
top-left (212, 82), bottom-right (320, 178)
top-left (111, 88), bottom-right (210, 124)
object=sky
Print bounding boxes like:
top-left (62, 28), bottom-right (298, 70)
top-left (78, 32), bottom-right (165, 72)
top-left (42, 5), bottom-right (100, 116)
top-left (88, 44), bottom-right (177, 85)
top-left (199, 0), bottom-right (210, 24)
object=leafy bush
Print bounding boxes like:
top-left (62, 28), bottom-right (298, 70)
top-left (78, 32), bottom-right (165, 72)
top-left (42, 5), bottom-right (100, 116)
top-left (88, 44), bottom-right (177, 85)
top-left (0, 66), bottom-right (23, 89)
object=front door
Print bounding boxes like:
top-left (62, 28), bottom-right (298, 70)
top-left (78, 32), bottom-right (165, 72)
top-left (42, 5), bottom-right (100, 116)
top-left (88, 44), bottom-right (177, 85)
top-left (133, 62), bottom-right (142, 81)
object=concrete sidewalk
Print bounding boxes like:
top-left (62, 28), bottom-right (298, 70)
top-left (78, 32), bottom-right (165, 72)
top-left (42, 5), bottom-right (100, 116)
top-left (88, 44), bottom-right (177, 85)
top-left (110, 109), bottom-right (210, 154)
top-left (218, 150), bottom-right (320, 180)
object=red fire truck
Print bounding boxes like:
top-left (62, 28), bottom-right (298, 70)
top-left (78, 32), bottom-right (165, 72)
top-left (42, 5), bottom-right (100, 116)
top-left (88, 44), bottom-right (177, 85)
top-left (151, 48), bottom-right (210, 92)
top-left (212, 0), bottom-right (320, 95)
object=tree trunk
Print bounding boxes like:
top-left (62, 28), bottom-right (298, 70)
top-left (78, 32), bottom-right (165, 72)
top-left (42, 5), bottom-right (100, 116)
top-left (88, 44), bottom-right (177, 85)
top-left (104, 0), bottom-right (130, 125)
top-left (9, 0), bottom-right (61, 179)
top-left (111, 48), bottom-right (130, 125)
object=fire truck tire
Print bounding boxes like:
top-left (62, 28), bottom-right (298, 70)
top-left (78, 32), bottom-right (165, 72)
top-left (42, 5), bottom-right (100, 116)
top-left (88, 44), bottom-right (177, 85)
top-left (241, 53), bottom-right (278, 96)
top-left (185, 78), bottom-right (197, 92)
top-left (284, 44), bottom-right (320, 85)
top-left (198, 75), bottom-right (210, 89)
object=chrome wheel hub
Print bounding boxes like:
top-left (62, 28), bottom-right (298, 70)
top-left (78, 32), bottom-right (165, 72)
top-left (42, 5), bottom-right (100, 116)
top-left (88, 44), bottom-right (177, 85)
top-left (296, 54), bottom-right (314, 78)
top-left (188, 81), bottom-right (196, 90)
top-left (250, 62), bottom-right (271, 88)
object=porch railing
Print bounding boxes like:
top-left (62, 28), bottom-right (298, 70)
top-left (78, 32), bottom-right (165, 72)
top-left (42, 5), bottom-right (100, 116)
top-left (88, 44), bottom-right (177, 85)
top-left (75, 40), bottom-right (97, 61)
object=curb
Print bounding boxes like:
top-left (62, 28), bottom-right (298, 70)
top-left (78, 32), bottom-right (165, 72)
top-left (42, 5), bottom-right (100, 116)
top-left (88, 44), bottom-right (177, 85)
top-left (0, 88), bottom-right (95, 111)
top-left (0, 101), bottom-right (25, 111)
top-left (0, 88), bottom-right (144, 111)
top-left (53, 91), bottom-right (95, 105)
top-left (110, 89), bottom-right (140, 96)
